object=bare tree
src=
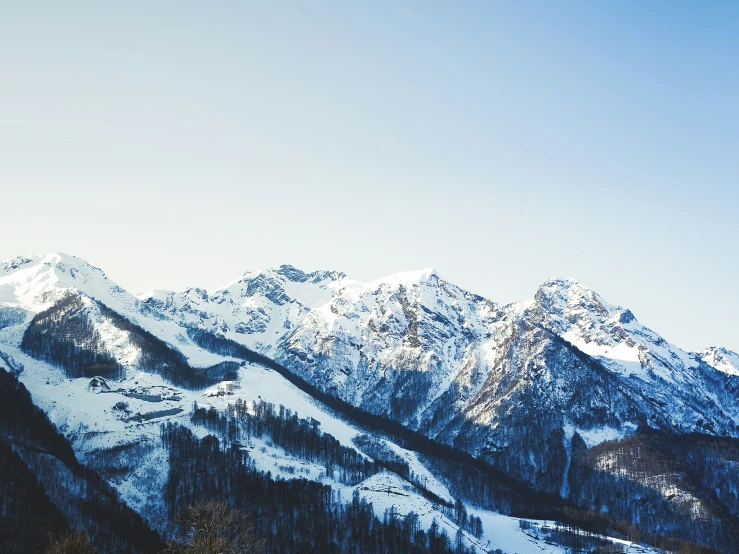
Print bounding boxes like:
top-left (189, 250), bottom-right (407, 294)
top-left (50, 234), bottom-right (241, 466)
top-left (168, 500), bottom-right (265, 554)
top-left (46, 530), bottom-right (96, 554)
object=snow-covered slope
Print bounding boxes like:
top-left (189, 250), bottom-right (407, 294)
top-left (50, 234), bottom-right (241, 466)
top-left (0, 253), bottom-right (147, 315)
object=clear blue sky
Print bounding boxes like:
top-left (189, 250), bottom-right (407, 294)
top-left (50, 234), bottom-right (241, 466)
top-left (1, 1), bottom-right (737, 352)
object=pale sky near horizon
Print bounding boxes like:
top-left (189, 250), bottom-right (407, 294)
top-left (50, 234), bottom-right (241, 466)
top-left (1, 1), bottom-right (737, 352)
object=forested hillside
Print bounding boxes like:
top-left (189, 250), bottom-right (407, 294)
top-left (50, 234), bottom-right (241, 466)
top-left (0, 366), bottom-right (165, 553)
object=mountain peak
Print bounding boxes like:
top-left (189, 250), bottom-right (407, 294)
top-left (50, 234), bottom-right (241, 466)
top-left (1, 252), bottom-right (105, 276)
top-left (275, 264), bottom-right (309, 282)
top-left (523, 276), bottom-right (649, 355)
top-left (700, 346), bottom-right (739, 376)
top-left (371, 267), bottom-right (440, 289)
top-left (541, 276), bottom-right (582, 287)
top-left (533, 277), bottom-right (626, 318)
top-left (534, 277), bottom-right (601, 312)
top-left (0, 252), bottom-right (132, 316)
top-left (237, 264), bottom-right (346, 285)
top-left (537, 276), bottom-right (590, 296)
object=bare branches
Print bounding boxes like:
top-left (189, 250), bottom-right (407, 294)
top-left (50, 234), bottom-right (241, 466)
top-left (168, 501), bottom-right (265, 554)
top-left (46, 531), bottom-right (96, 554)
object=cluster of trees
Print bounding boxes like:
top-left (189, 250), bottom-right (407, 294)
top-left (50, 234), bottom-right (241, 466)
top-left (191, 400), bottom-right (492, 541)
top-left (21, 294), bottom-right (124, 379)
top-left (567, 432), bottom-right (739, 553)
top-left (20, 294), bottom-right (240, 388)
top-left (519, 519), bottom-right (628, 553)
top-left (669, 433), bottom-right (739, 517)
top-left (0, 305), bottom-right (27, 331)
top-left (193, 399), bottom-right (491, 537)
top-left (192, 400), bottom-right (381, 485)
top-left (452, 498), bottom-right (483, 540)
top-left (18, 504), bottom-right (265, 554)
top-left (46, 531), bottom-right (97, 554)
top-left (0, 441), bottom-right (68, 553)
top-left (167, 500), bottom-right (265, 554)
top-left (161, 423), bottom-right (480, 554)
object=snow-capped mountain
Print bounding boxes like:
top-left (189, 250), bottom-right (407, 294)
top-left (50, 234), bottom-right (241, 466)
top-left (2, 253), bottom-right (738, 552)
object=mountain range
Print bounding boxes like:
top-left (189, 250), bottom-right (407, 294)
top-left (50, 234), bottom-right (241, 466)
top-left (2, 253), bottom-right (738, 553)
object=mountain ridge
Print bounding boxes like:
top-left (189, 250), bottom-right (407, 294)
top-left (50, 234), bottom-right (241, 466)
top-left (4, 252), bottom-right (738, 455)
top-left (5, 252), bottom-right (735, 359)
